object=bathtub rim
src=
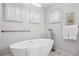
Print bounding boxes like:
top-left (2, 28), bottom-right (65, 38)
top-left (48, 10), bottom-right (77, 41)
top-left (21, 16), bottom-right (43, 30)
top-left (9, 38), bottom-right (54, 49)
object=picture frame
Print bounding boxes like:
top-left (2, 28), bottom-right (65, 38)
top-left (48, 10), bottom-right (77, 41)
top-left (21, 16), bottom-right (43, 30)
top-left (66, 12), bottom-right (75, 25)
top-left (4, 4), bottom-right (22, 23)
top-left (49, 10), bottom-right (60, 24)
top-left (30, 10), bottom-right (41, 24)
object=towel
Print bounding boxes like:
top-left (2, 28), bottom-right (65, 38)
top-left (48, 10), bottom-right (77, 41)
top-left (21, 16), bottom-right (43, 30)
top-left (63, 25), bottom-right (78, 40)
top-left (68, 25), bottom-right (78, 40)
top-left (63, 26), bottom-right (69, 39)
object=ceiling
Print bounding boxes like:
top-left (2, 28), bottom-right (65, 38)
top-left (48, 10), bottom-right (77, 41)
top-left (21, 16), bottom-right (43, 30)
top-left (15, 3), bottom-right (57, 9)
top-left (41, 3), bottom-right (56, 8)
top-left (25, 3), bottom-right (56, 8)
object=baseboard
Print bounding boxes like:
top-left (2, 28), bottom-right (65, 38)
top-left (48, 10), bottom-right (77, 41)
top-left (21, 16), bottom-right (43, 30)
top-left (3, 53), bottom-right (13, 56)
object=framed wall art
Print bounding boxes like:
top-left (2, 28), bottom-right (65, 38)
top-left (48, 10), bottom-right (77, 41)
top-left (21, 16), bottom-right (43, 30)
top-left (48, 10), bottom-right (60, 24)
top-left (30, 10), bottom-right (41, 24)
top-left (66, 12), bottom-right (75, 25)
top-left (4, 4), bottom-right (22, 23)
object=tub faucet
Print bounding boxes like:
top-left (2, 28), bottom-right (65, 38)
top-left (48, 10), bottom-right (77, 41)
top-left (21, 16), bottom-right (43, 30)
top-left (48, 28), bottom-right (54, 39)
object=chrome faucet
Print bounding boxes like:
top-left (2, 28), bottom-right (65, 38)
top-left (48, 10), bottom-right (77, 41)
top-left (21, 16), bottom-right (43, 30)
top-left (48, 28), bottom-right (54, 39)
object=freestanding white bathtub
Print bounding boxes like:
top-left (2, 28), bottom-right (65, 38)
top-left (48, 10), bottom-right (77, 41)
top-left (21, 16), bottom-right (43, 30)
top-left (10, 39), bottom-right (54, 56)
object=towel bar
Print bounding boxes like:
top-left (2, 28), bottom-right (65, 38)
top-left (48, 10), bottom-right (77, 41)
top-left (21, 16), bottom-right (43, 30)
top-left (1, 30), bottom-right (31, 32)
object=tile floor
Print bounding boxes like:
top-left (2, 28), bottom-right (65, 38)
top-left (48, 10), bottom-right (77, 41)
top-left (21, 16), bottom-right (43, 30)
top-left (49, 51), bottom-right (63, 56)
top-left (49, 51), bottom-right (70, 56)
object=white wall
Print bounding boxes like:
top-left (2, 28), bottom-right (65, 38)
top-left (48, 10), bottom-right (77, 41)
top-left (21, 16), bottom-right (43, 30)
top-left (46, 3), bottom-right (79, 56)
top-left (0, 3), bottom-right (3, 55)
top-left (0, 3), bottom-right (46, 55)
